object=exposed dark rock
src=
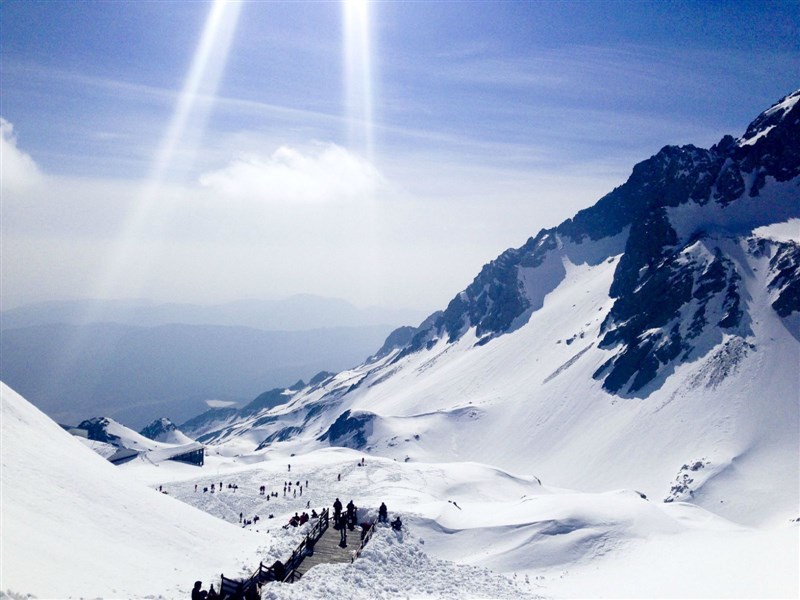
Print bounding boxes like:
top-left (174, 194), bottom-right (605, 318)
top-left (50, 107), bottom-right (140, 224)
top-left (77, 417), bottom-right (119, 444)
top-left (139, 417), bottom-right (177, 441)
top-left (309, 370), bottom-right (335, 386)
top-left (240, 388), bottom-right (291, 417)
top-left (256, 427), bottom-right (303, 450)
top-left (178, 407), bottom-right (238, 437)
top-left (371, 326), bottom-right (417, 360)
top-left (318, 410), bottom-right (376, 449)
top-left (768, 241), bottom-right (800, 317)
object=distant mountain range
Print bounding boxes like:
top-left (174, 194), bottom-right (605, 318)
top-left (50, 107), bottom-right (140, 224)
top-left (0, 322), bottom-right (398, 429)
top-left (1, 294), bottom-right (428, 331)
top-left (183, 90), bottom-right (800, 527)
top-left (0, 294), bottom-right (426, 428)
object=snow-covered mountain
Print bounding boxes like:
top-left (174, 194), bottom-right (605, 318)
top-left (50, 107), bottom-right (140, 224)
top-left (190, 91), bottom-right (800, 527)
top-left (140, 416), bottom-right (195, 445)
top-left (74, 415), bottom-right (202, 467)
top-left (77, 415), bottom-right (175, 451)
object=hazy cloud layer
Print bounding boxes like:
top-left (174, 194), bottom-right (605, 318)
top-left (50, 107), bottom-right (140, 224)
top-left (1, 118), bottom-right (42, 194)
top-left (1, 119), bottom-right (622, 312)
top-left (198, 143), bottom-right (385, 203)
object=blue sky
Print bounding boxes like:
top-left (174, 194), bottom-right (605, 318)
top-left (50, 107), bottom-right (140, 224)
top-left (1, 0), bottom-right (798, 312)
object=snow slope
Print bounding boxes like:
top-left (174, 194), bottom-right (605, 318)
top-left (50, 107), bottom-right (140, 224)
top-left (0, 382), bottom-right (268, 599)
top-left (189, 237), bottom-right (799, 527)
top-left (3, 383), bottom-right (797, 598)
top-left (124, 446), bottom-right (800, 599)
top-left (187, 91), bottom-right (800, 530)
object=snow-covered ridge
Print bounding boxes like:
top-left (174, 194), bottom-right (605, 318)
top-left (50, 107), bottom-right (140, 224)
top-left (140, 416), bottom-right (195, 445)
top-left (185, 91), bottom-right (799, 533)
top-left (739, 89), bottom-right (800, 146)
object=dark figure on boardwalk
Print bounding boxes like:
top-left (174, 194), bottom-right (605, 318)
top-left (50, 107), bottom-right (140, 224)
top-left (333, 497), bottom-right (342, 525)
top-left (379, 502), bottom-right (388, 523)
top-left (245, 583), bottom-right (260, 600)
top-left (207, 584), bottom-right (219, 599)
top-left (191, 581), bottom-right (207, 600)
top-left (360, 521), bottom-right (371, 540)
top-left (338, 513), bottom-right (347, 546)
top-left (272, 560), bottom-right (286, 581)
top-left (392, 516), bottom-right (403, 531)
top-left (272, 559), bottom-right (285, 582)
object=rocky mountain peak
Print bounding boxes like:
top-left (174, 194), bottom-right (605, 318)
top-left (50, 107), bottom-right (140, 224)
top-left (139, 417), bottom-right (177, 441)
top-left (378, 89), bottom-right (800, 396)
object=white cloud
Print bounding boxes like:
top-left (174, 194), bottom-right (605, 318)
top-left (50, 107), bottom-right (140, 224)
top-left (1, 117), bottom-right (42, 194)
top-left (198, 143), bottom-right (386, 203)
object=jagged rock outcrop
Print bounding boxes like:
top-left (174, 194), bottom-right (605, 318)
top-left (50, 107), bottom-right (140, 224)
top-left (392, 90), bottom-right (800, 395)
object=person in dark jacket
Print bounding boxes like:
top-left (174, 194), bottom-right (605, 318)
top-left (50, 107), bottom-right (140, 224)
top-left (191, 581), bottom-right (207, 600)
top-left (391, 516), bottom-right (402, 531)
top-left (272, 559), bottom-right (285, 581)
top-left (245, 583), bottom-right (260, 600)
top-left (379, 502), bottom-right (388, 523)
top-left (338, 512), bottom-right (347, 546)
top-left (333, 498), bottom-right (343, 525)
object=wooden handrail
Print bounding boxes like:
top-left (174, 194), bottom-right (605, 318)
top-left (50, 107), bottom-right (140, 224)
top-left (352, 520), bottom-right (377, 562)
top-left (219, 507), bottom-right (340, 593)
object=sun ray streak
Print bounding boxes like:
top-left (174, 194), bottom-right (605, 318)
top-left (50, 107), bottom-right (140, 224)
top-left (90, 0), bottom-right (241, 305)
top-left (344, 0), bottom-right (374, 161)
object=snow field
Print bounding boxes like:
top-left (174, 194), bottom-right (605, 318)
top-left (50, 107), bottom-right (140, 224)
top-left (129, 446), bottom-right (799, 599)
top-left (0, 383), bottom-right (269, 599)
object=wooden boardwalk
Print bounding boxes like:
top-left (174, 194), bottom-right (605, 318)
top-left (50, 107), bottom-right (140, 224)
top-left (219, 509), bottom-right (376, 594)
top-left (294, 524), bottom-right (355, 577)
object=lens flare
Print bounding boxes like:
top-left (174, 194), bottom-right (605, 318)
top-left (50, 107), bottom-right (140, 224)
top-left (91, 0), bottom-right (241, 304)
top-left (344, 0), bottom-right (374, 161)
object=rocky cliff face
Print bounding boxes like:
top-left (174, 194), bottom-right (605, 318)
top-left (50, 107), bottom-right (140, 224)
top-left (182, 92), bottom-right (799, 524)
top-left (395, 90), bottom-right (800, 396)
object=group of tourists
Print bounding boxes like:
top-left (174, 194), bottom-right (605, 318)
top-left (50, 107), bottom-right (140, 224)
top-left (195, 481), bottom-right (239, 494)
top-left (193, 578), bottom-right (262, 600)
top-left (332, 497), bottom-right (358, 529)
top-left (287, 511), bottom-right (310, 527)
top-left (239, 512), bottom-right (262, 527)
top-left (193, 496), bottom-right (403, 597)
top-left (191, 580), bottom-right (222, 600)
top-left (259, 485), bottom-right (278, 496)
top-left (282, 479), bottom-right (308, 498)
